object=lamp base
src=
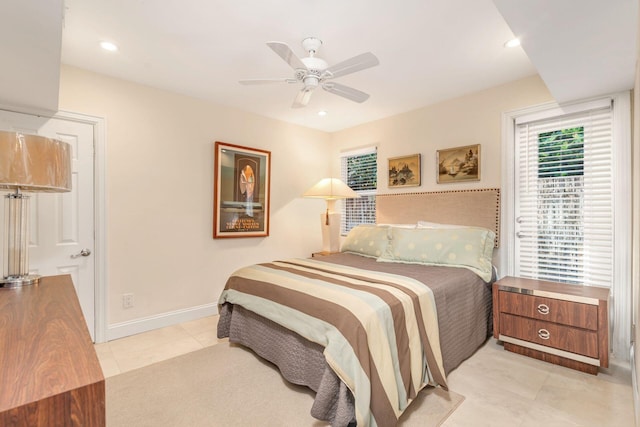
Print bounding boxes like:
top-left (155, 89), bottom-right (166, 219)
top-left (320, 212), bottom-right (341, 253)
top-left (0, 274), bottom-right (40, 288)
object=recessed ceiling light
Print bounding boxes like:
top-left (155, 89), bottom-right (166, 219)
top-left (100, 41), bottom-right (118, 52)
top-left (504, 38), bottom-right (521, 48)
top-left (318, 111), bottom-right (328, 116)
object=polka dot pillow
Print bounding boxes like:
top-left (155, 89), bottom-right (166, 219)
top-left (341, 225), bottom-right (390, 258)
top-left (378, 226), bottom-right (495, 282)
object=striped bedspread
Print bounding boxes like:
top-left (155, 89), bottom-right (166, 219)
top-left (218, 258), bottom-right (448, 427)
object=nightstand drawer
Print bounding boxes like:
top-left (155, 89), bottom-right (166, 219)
top-left (500, 313), bottom-right (598, 358)
top-left (499, 291), bottom-right (598, 330)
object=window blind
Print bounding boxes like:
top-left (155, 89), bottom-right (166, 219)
top-left (340, 146), bottom-right (377, 234)
top-left (515, 104), bottom-right (613, 287)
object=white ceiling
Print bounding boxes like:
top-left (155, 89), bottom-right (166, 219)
top-left (2, 1), bottom-right (637, 132)
top-left (494, 0), bottom-right (637, 104)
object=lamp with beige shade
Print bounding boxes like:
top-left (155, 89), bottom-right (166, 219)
top-left (0, 131), bottom-right (72, 287)
top-left (303, 178), bottom-right (359, 253)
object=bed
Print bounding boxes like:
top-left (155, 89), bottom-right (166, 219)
top-left (217, 189), bottom-right (500, 426)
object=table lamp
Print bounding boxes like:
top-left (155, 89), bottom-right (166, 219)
top-left (303, 178), bottom-right (359, 253)
top-left (0, 131), bottom-right (72, 288)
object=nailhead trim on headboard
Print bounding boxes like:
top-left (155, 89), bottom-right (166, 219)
top-left (376, 188), bottom-right (501, 247)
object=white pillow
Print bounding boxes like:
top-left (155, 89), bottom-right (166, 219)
top-left (341, 224), bottom-right (390, 258)
top-left (416, 221), bottom-right (465, 229)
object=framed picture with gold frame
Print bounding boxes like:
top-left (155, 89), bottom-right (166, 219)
top-left (388, 153), bottom-right (421, 188)
top-left (213, 141), bottom-right (271, 238)
top-left (436, 144), bottom-right (480, 183)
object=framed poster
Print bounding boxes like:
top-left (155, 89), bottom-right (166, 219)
top-left (436, 144), bottom-right (480, 183)
top-left (388, 153), bottom-right (421, 188)
top-left (213, 141), bottom-right (271, 238)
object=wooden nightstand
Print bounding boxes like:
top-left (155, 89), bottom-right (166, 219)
top-left (311, 251), bottom-right (339, 257)
top-left (493, 276), bottom-right (609, 375)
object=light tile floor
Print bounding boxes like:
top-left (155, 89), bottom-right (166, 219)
top-left (94, 316), bottom-right (225, 378)
top-left (443, 339), bottom-right (635, 426)
top-left (96, 316), bottom-right (636, 426)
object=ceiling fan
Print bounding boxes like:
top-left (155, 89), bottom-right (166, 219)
top-left (239, 37), bottom-right (379, 108)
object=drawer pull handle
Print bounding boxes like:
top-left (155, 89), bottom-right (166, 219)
top-left (538, 329), bottom-right (550, 340)
top-left (537, 304), bottom-right (550, 315)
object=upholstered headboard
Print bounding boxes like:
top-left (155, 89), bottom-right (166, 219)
top-left (376, 188), bottom-right (500, 247)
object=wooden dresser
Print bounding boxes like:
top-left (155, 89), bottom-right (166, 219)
top-left (493, 276), bottom-right (609, 375)
top-left (0, 275), bottom-right (105, 426)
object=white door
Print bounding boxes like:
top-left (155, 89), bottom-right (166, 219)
top-left (0, 110), bottom-right (96, 340)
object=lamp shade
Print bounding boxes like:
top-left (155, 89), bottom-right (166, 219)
top-left (0, 131), bottom-right (72, 192)
top-left (304, 178), bottom-right (359, 253)
top-left (302, 178), bottom-right (359, 200)
top-left (0, 131), bottom-right (72, 288)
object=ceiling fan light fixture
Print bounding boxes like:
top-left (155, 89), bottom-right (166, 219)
top-left (303, 76), bottom-right (319, 88)
top-left (241, 37), bottom-right (379, 108)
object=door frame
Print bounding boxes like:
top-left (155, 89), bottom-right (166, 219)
top-left (53, 109), bottom-right (107, 343)
top-left (500, 92), bottom-right (632, 362)
top-left (499, 99), bottom-right (556, 279)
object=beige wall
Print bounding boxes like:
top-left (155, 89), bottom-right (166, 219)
top-left (330, 75), bottom-right (552, 194)
top-left (59, 66), bottom-right (554, 338)
top-left (59, 65), bottom-right (332, 327)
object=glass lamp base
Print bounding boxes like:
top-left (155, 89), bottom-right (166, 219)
top-left (0, 275), bottom-right (40, 288)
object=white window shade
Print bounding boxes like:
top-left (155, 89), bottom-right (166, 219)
top-left (515, 104), bottom-right (613, 287)
top-left (340, 146), bottom-right (377, 233)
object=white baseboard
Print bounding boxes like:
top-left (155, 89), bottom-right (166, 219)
top-left (105, 303), bottom-right (219, 342)
top-left (632, 343), bottom-right (640, 427)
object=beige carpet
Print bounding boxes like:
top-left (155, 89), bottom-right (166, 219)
top-left (106, 342), bottom-right (464, 426)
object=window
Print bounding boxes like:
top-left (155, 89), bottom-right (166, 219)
top-left (340, 146), bottom-right (377, 234)
top-left (515, 102), bottom-right (613, 287)
top-left (534, 127), bottom-right (585, 283)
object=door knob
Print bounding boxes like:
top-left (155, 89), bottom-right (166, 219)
top-left (71, 248), bottom-right (92, 258)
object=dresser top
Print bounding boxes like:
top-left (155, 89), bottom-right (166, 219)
top-left (495, 276), bottom-right (610, 303)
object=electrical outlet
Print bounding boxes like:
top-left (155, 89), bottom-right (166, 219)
top-left (123, 293), bottom-right (134, 309)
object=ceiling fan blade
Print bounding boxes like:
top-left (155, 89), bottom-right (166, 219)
top-left (324, 52), bottom-right (379, 79)
top-left (267, 42), bottom-right (308, 71)
top-left (292, 89), bottom-right (313, 108)
top-left (322, 82), bottom-right (370, 103)
top-left (239, 78), bottom-right (297, 85)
